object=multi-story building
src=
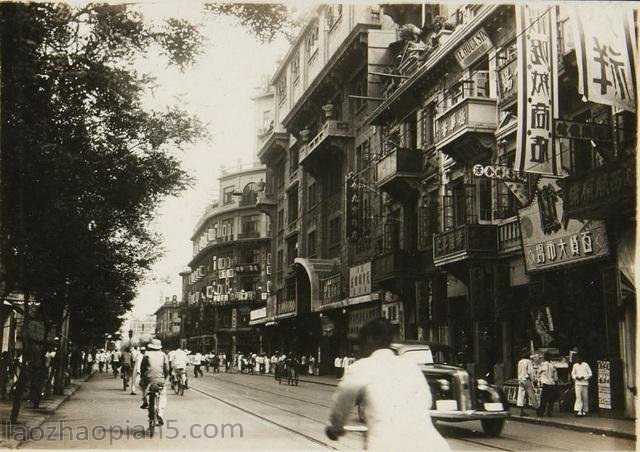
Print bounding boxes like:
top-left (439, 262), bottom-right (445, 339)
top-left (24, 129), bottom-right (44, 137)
top-left (181, 164), bottom-right (271, 355)
top-left (154, 296), bottom-right (182, 349)
top-left (252, 3), bottom-right (636, 418)
top-left (121, 314), bottom-right (156, 345)
top-left (254, 4), bottom-right (419, 374)
top-left (365, 3), bottom-right (636, 418)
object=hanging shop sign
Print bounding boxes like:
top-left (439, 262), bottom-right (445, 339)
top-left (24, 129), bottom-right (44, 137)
top-left (518, 177), bottom-right (610, 272)
top-left (349, 262), bottom-right (372, 298)
top-left (553, 119), bottom-right (614, 143)
top-left (497, 58), bottom-right (518, 103)
top-left (570, 8), bottom-right (637, 112)
top-left (560, 158), bottom-right (635, 218)
top-left (347, 305), bottom-right (381, 339)
top-left (234, 263), bottom-right (260, 273)
top-left (515, 6), bottom-right (561, 175)
top-left (473, 164), bottom-right (527, 182)
top-left (454, 27), bottom-right (493, 69)
top-left (597, 360), bottom-right (612, 409)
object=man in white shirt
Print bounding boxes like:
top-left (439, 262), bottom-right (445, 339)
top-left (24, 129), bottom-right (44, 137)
top-left (132, 346), bottom-right (145, 397)
top-left (193, 352), bottom-right (203, 377)
top-left (327, 319), bottom-right (449, 451)
top-left (571, 354), bottom-right (592, 416)
top-left (537, 353), bottom-right (557, 417)
top-left (516, 350), bottom-right (537, 416)
top-left (170, 347), bottom-right (189, 389)
top-left (334, 356), bottom-right (342, 380)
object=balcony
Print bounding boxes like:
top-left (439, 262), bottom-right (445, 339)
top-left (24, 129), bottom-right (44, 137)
top-left (216, 234), bottom-right (235, 244)
top-left (372, 250), bottom-right (424, 284)
top-left (256, 191), bottom-right (277, 217)
top-left (236, 231), bottom-right (262, 241)
top-left (433, 224), bottom-right (498, 266)
top-left (435, 73), bottom-right (498, 164)
top-left (299, 120), bottom-right (353, 174)
top-left (375, 148), bottom-right (422, 200)
top-left (497, 217), bottom-right (522, 253)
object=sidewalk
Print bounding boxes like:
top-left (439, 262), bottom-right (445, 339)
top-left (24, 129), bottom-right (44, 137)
top-left (247, 370), bottom-right (636, 440)
top-left (0, 373), bottom-right (92, 448)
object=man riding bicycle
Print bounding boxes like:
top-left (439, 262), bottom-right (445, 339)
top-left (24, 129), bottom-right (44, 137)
top-left (169, 346), bottom-right (189, 390)
top-left (139, 339), bottom-right (169, 426)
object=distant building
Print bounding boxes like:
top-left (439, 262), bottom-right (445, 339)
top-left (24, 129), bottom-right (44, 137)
top-left (121, 314), bottom-right (156, 345)
top-left (154, 296), bottom-right (182, 349)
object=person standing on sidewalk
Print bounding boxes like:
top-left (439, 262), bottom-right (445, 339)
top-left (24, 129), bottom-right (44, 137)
top-left (516, 350), bottom-right (537, 416)
top-left (537, 352), bottom-right (558, 417)
top-left (193, 351), bottom-right (203, 378)
top-left (571, 353), bottom-right (592, 416)
top-left (334, 355), bottom-right (342, 380)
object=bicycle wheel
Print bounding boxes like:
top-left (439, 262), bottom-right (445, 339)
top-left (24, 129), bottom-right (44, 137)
top-left (148, 394), bottom-right (155, 437)
top-left (179, 379), bottom-right (184, 396)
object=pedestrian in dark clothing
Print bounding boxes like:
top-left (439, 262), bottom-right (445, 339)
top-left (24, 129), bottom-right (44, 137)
top-left (537, 353), bottom-right (558, 417)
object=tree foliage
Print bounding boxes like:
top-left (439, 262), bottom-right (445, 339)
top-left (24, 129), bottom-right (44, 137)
top-left (1, 3), bottom-right (205, 341)
top-left (204, 3), bottom-right (299, 42)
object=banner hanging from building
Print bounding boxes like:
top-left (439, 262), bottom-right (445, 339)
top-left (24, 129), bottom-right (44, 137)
top-left (515, 5), bottom-right (560, 176)
top-left (570, 8), bottom-right (637, 112)
top-left (518, 177), bottom-right (610, 272)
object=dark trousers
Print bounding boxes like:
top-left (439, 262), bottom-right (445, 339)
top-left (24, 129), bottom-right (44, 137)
top-left (194, 364), bottom-right (202, 377)
top-left (538, 384), bottom-right (556, 416)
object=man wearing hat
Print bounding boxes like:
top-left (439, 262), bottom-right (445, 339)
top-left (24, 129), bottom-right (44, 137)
top-left (140, 339), bottom-right (169, 424)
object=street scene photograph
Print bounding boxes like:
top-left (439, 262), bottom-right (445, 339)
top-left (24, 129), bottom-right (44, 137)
top-left (0, 1), bottom-right (636, 450)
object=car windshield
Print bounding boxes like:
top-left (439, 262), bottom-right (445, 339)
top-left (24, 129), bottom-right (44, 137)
top-left (401, 349), bottom-right (434, 365)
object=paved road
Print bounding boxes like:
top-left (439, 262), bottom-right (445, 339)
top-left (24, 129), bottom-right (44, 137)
top-left (18, 371), bottom-right (636, 450)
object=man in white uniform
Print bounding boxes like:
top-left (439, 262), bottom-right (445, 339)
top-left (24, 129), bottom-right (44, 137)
top-left (326, 319), bottom-right (449, 451)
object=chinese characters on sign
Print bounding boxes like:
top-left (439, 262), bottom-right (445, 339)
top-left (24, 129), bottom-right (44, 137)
top-left (347, 305), bottom-right (381, 339)
top-left (515, 6), bottom-right (561, 175)
top-left (570, 8), bottom-right (637, 112)
top-left (518, 178), bottom-right (610, 272)
top-left (597, 360), bottom-right (612, 409)
top-left (349, 262), bottom-right (371, 298)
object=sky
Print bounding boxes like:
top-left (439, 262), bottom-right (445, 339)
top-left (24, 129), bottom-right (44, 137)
top-left (126, 2), bottom-right (295, 318)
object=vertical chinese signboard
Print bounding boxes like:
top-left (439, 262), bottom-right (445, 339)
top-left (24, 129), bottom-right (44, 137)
top-left (570, 8), bottom-right (637, 112)
top-left (518, 177), bottom-right (610, 272)
top-left (515, 6), bottom-right (561, 176)
top-left (597, 360), bottom-right (612, 409)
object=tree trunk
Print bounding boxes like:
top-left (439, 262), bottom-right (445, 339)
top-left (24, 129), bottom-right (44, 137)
top-left (10, 291), bottom-right (29, 424)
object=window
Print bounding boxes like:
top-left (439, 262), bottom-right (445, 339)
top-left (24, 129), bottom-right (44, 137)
top-left (325, 164), bottom-right (342, 195)
top-left (222, 219), bottom-right (234, 238)
top-left (287, 187), bottom-right (299, 223)
top-left (289, 148), bottom-right (298, 175)
top-left (276, 161), bottom-right (285, 188)
top-left (277, 209), bottom-right (284, 231)
top-left (223, 186), bottom-right (235, 204)
top-left (496, 150), bottom-right (518, 219)
top-left (286, 237), bottom-right (298, 264)
top-left (308, 230), bottom-right (317, 256)
top-left (420, 102), bottom-right (438, 148)
top-left (241, 215), bottom-right (260, 235)
top-left (477, 177), bottom-right (492, 221)
top-left (262, 110), bottom-right (272, 130)
top-left (243, 248), bottom-right (258, 264)
top-left (241, 182), bottom-right (258, 205)
top-left (277, 250), bottom-right (284, 272)
top-left (305, 22), bottom-right (319, 60)
top-left (291, 53), bottom-right (300, 82)
top-left (307, 181), bottom-right (318, 208)
top-left (352, 70), bottom-right (367, 113)
top-left (276, 74), bottom-right (287, 105)
top-left (328, 216), bottom-right (341, 247)
top-left (419, 192), bottom-right (440, 248)
top-left (326, 4), bottom-right (343, 30)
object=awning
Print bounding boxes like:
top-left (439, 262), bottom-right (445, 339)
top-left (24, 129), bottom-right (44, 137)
top-left (293, 258), bottom-right (340, 312)
top-left (316, 292), bottom-right (381, 312)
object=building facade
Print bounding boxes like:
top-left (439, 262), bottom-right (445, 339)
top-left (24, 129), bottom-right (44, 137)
top-left (181, 164), bottom-right (271, 355)
top-left (252, 3), bottom-right (636, 417)
top-left (154, 296), bottom-right (182, 349)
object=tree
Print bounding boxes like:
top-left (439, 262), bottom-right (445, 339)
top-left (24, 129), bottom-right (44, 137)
top-left (204, 3), bottom-right (300, 42)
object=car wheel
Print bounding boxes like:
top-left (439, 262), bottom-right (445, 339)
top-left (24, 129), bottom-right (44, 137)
top-left (481, 419), bottom-right (505, 437)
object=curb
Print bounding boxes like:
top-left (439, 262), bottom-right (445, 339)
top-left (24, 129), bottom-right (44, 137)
top-left (0, 377), bottom-right (87, 449)
top-left (507, 414), bottom-right (636, 441)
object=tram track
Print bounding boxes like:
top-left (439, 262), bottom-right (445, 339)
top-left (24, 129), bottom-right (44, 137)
top-left (191, 376), bottom-right (522, 452)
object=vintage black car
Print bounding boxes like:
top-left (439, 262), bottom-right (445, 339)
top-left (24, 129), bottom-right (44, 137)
top-left (394, 341), bottom-right (509, 436)
top-left (357, 341), bottom-right (509, 437)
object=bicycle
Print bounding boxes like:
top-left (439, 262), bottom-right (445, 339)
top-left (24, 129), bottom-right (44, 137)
top-left (147, 382), bottom-right (164, 437)
top-left (174, 368), bottom-right (186, 396)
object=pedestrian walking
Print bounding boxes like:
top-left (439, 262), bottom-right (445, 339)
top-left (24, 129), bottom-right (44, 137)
top-left (516, 349), bottom-right (537, 416)
top-left (308, 355), bottom-right (315, 375)
top-left (193, 352), bottom-right (203, 377)
top-left (571, 353), bottom-right (592, 416)
top-left (132, 346), bottom-right (145, 396)
top-left (537, 352), bottom-right (558, 417)
top-left (326, 318), bottom-right (450, 451)
top-left (334, 355), bottom-right (342, 380)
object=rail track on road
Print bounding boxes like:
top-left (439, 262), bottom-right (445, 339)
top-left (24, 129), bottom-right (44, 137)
top-left (190, 375), bottom-right (524, 452)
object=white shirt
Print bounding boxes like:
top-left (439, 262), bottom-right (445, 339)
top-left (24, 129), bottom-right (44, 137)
top-left (133, 352), bottom-right (145, 375)
top-left (329, 349), bottom-right (450, 451)
top-left (517, 358), bottom-right (535, 382)
top-left (171, 349), bottom-right (189, 369)
top-left (193, 353), bottom-right (202, 365)
top-left (538, 361), bottom-right (557, 385)
top-left (571, 362), bottom-right (592, 386)
top-left (334, 357), bottom-right (342, 368)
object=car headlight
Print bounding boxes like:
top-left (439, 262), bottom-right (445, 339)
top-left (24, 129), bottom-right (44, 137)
top-left (437, 378), bottom-right (451, 392)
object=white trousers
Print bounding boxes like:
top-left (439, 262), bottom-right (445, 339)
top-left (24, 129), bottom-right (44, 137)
top-left (574, 384), bottom-right (589, 413)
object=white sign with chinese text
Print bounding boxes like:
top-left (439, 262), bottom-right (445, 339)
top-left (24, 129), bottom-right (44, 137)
top-left (349, 262), bottom-right (371, 298)
top-left (518, 178), bottom-right (610, 272)
top-left (515, 6), bottom-right (561, 176)
top-left (571, 8), bottom-right (637, 112)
